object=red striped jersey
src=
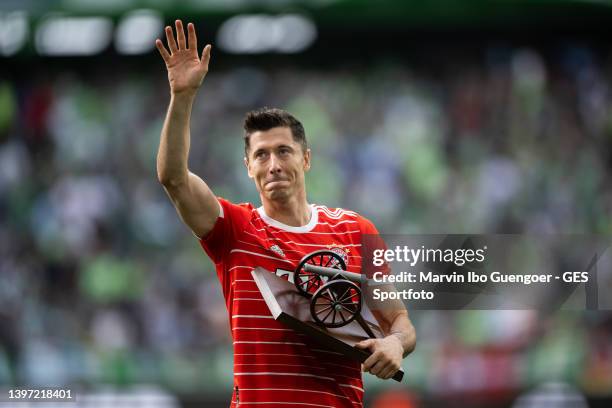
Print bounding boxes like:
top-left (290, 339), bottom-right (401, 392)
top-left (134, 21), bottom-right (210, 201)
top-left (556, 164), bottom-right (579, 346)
top-left (199, 197), bottom-right (383, 408)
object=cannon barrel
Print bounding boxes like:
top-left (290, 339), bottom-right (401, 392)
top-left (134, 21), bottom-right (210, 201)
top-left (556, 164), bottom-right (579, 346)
top-left (303, 264), bottom-right (364, 283)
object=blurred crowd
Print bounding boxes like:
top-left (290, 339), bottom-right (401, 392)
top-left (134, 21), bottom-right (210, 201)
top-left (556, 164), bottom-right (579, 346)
top-left (1, 43), bottom-right (612, 405)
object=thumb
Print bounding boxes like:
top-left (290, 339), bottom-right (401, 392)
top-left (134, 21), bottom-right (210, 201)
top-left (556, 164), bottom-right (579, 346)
top-left (355, 339), bottom-right (375, 350)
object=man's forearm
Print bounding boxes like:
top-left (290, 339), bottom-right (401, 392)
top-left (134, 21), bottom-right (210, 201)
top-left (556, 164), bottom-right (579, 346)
top-left (157, 92), bottom-right (197, 185)
top-left (387, 311), bottom-right (416, 358)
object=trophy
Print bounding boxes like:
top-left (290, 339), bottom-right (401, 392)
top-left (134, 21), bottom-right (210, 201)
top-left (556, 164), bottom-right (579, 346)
top-left (251, 250), bottom-right (404, 382)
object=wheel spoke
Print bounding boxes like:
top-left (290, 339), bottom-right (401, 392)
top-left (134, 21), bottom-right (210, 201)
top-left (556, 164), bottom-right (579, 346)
top-left (324, 256), bottom-right (333, 267)
top-left (337, 290), bottom-right (356, 303)
top-left (306, 275), bottom-right (318, 284)
top-left (303, 275), bottom-right (320, 292)
top-left (316, 304), bottom-right (333, 314)
top-left (336, 286), bottom-right (351, 303)
top-left (321, 307), bottom-right (334, 322)
top-left (331, 309), bottom-right (337, 324)
top-left (340, 303), bottom-right (358, 314)
top-left (326, 288), bottom-right (336, 302)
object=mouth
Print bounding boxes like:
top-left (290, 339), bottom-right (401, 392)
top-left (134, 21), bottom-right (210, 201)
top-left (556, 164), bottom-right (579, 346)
top-left (265, 179), bottom-right (289, 188)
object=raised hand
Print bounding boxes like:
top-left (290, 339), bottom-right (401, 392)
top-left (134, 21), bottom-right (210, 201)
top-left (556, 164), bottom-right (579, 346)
top-left (156, 20), bottom-right (211, 96)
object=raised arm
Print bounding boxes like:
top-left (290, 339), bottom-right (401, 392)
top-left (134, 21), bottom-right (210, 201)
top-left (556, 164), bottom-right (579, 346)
top-left (156, 20), bottom-right (219, 238)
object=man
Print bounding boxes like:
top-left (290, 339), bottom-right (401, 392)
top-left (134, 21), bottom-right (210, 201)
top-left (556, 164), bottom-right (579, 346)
top-left (155, 20), bottom-right (416, 407)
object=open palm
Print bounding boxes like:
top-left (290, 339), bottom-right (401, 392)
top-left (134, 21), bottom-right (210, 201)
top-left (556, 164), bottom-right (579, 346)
top-left (156, 20), bottom-right (211, 95)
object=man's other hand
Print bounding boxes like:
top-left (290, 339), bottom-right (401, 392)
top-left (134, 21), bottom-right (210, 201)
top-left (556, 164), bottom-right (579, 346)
top-left (355, 336), bottom-right (403, 380)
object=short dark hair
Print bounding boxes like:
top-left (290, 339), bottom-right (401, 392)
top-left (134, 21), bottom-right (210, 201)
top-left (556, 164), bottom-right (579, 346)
top-left (243, 107), bottom-right (307, 156)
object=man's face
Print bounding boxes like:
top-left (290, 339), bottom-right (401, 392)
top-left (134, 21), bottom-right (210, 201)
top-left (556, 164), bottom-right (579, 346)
top-left (245, 127), bottom-right (311, 202)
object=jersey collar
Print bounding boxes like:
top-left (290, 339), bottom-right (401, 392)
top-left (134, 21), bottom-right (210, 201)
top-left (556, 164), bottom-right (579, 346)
top-left (257, 204), bottom-right (318, 233)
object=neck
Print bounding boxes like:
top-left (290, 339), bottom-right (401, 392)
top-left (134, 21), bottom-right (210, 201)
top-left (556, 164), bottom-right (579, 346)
top-left (261, 193), bottom-right (311, 227)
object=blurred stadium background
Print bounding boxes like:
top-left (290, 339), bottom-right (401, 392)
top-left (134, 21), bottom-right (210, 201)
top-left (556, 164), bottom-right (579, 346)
top-left (1, 0), bottom-right (612, 407)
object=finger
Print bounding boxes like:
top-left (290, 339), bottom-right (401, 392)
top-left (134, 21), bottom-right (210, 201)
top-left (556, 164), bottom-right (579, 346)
top-left (175, 20), bottom-right (186, 50)
top-left (165, 26), bottom-right (178, 53)
top-left (201, 44), bottom-right (211, 68)
top-left (378, 365), bottom-right (395, 380)
top-left (386, 366), bottom-right (400, 379)
top-left (362, 351), bottom-right (380, 372)
top-left (369, 353), bottom-right (391, 376)
top-left (187, 22), bottom-right (197, 51)
top-left (369, 361), bottom-right (384, 376)
top-left (382, 361), bottom-right (401, 379)
top-left (155, 39), bottom-right (171, 62)
top-left (355, 339), bottom-right (375, 350)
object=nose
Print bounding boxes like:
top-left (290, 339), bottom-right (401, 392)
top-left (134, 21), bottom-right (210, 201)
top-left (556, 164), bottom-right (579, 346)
top-left (268, 153), bottom-right (282, 175)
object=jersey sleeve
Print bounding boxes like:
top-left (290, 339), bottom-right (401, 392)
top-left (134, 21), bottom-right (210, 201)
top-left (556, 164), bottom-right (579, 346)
top-left (358, 215), bottom-right (400, 316)
top-left (199, 197), bottom-right (251, 264)
top-left (358, 216), bottom-right (392, 279)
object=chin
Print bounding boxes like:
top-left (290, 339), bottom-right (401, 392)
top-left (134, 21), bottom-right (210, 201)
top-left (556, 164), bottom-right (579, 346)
top-left (266, 189), bottom-right (291, 201)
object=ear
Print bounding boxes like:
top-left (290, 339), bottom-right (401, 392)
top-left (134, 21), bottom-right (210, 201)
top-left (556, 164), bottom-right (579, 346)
top-left (244, 156), bottom-right (254, 178)
top-left (303, 148), bottom-right (311, 172)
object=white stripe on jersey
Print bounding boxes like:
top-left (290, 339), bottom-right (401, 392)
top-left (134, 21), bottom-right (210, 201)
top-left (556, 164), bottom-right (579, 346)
top-left (326, 372), bottom-right (363, 381)
top-left (234, 363), bottom-right (323, 369)
top-left (231, 401), bottom-right (335, 408)
top-left (237, 388), bottom-right (355, 402)
top-left (317, 220), bottom-right (359, 227)
top-left (230, 249), bottom-right (294, 264)
top-left (234, 341), bottom-right (306, 346)
top-left (317, 206), bottom-right (358, 220)
top-left (267, 240), bottom-right (360, 248)
top-left (244, 230), bottom-right (359, 244)
top-left (322, 362), bottom-right (361, 373)
top-left (232, 280), bottom-right (256, 286)
top-left (287, 241), bottom-right (360, 247)
top-left (235, 353), bottom-right (316, 358)
top-left (232, 298), bottom-right (265, 301)
top-left (232, 327), bottom-right (295, 332)
top-left (340, 384), bottom-right (364, 393)
top-left (229, 265), bottom-right (255, 271)
top-left (237, 239), bottom-right (269, 250)
top-left (234, 372), bottom-right (335, 381)
top-left (250, 225), bottom-right (361, 235)
top-left (240, 230), bottom-right (362, 249)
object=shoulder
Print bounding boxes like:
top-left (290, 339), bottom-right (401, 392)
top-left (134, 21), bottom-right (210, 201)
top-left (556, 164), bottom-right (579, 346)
top-left (314, 204), bottom-right (379, 233)
top-left (218, 197), bottom-right (256, 220)
top-left (314, 204), bottom-right (358, 221)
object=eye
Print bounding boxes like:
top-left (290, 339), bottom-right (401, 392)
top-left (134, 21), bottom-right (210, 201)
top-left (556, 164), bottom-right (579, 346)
top-left (279, 147), bottom-right (291, 156)
top-left (255, 150), bottom-right (268, 160)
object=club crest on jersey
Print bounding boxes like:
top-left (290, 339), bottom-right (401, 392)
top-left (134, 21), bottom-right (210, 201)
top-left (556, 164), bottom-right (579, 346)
top-left (269, 244), bottom-right (285, 258)
top-left (327, 244), bottom-right (350, 265)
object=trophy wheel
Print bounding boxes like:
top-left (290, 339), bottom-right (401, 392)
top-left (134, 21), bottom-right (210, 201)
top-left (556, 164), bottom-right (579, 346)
top-left (295, 250), bottom-right (347, 297)
top-left (310, 280), bottom-right (362, 328)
